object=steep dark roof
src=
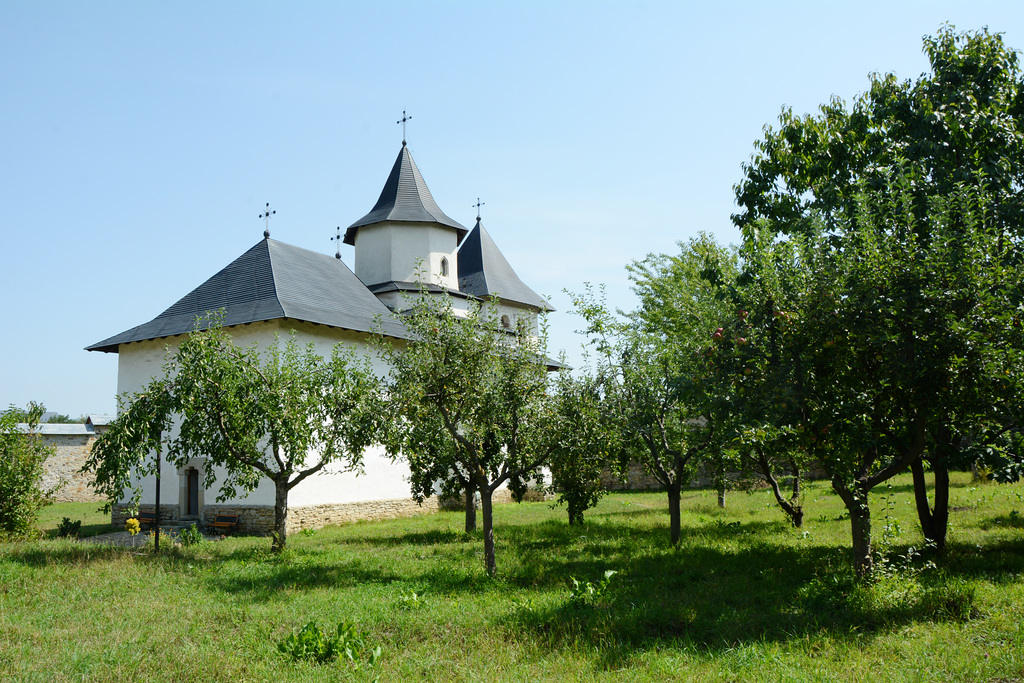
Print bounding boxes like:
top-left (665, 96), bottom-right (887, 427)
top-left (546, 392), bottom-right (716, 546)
top-left (458, 218), bottom-right (553, 311)
top-left (343, 145), bottom-right (468, 245)
top-left (86, 238), bottom-right (406, 353)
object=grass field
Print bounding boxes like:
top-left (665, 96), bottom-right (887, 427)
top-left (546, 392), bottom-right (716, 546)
top-left (2, 472), bottom-right (1023, 682)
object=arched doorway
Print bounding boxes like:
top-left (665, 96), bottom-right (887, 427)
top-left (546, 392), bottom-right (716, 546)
top-left (186, 468), bottom-right (199, 517)
top-left (179, 461), bottom-right (205, 520)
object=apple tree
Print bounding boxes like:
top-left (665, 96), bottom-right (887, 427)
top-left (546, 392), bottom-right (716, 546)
top-left (87, 320), bottom-right (386, 553)
top-left (377, 292), bottom-right (551, 576)
top-left (733, 26), bottom-right (1024, 562)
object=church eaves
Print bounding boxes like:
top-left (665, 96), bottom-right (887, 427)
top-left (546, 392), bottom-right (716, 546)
top-left (86, 238), bottom-right (406, 353)
top-left (343, 145), bottom-right (468, 245)
top-left (458, 218), bottom-right (554, 312)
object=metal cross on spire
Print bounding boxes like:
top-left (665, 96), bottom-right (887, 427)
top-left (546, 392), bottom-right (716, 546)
top-left (259, 202), bottom-right (276, 238)
top-left (397, 110), bottom-right (412, 146)
top-left (473, 197), bottom-right (485, 220)
top-left (330, 226), bottom-right (342, 260)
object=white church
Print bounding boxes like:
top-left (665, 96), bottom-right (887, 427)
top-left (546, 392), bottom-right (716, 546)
top-left (87, 140), bottom-right (552, 534)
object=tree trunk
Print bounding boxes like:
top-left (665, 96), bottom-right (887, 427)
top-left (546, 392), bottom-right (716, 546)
top-left (271, 477), bottom-right (289, 554)
top-left (463, 485), bottom-right (477, 533)
top-left (481, 487), bottom-right (497, 576)
top-left (849, 499), bottom-right (872, 578)
top-left (568, 508), bottom-right (584, 525)
top-left (668, 484), bottom-right (681, 545)
top-left (911, 457), bottom-right (950, 553)
top-left (716, 459), bottom-right (726, 508)
top-left (790, 461), bottom-right (801, 501)
top-left (764, 468), bottom-right (803, 527)
top-left (834, 479), bottom-right (872, 577)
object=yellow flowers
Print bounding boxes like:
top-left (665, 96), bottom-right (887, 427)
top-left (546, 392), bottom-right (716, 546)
top-left (125, 517), bottom-right (141, 536)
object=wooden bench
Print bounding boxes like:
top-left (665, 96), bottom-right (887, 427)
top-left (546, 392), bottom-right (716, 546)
top-left (136, 511), bottom-right (158, 531)
top-left (207, 514), bottom-right (240, 535)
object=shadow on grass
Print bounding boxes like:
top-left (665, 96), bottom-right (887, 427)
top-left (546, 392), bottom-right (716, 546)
top-left (0, 539), bottom-right (146, 567)
top-left (328, 527), bottom-right (475, 548)
top-left (976, 512), bottom-right (1024, 531)
top-left (205, 557), bottom-right (407, 601)
top-left (498, 535), bottom-right (998, 666)
top-left (42, 522), bottom-right (116, 540)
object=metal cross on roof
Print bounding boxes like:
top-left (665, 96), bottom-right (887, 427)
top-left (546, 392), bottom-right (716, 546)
top-left (473, 197), bottom-right (485, 220)
top-left (397, 110), bottom-right (412, 146)
top-left (259, 202), bottom-right (276, 238)
top-left (330, 226), bottom-right (342, 259)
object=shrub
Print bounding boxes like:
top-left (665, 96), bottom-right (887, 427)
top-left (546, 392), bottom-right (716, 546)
top-left (568, 569), bottom-right (619, 607)
top-left (179, 523), bottom-right (203, 547)
top-left (277, 620), bottom-right (383, 670)
top-left (0, 403), bottom-right (54, 538)
top-left (397, 590), bottom-right (427, 611)
top-left (56, 517), bottom-right (82, 538)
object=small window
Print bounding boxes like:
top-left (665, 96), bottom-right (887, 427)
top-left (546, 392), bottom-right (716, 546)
top-left (501, 314), bottom-right (511, 329)
top-left (440, 257), bottom-right (449, 277)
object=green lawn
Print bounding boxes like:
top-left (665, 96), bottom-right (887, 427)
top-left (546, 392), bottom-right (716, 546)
top-left (2, 473), bottom-right (1023, 682)
top-left (35, 501), bottom-right (117, 539)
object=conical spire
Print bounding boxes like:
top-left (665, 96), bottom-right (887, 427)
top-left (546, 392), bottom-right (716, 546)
top-left (458, 217), bottom-right (553, 311)
top-left (344, 146), bottom-right (467, 245)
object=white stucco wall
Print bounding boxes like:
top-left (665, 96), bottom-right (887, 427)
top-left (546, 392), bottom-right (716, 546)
top-left (354, 221), bottom-right (459, 289)
top-left (114, 320), bottom-right (414, 511)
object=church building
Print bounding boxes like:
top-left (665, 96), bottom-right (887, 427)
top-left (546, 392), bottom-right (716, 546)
top-left (87, 140), bottom-right (552, 534)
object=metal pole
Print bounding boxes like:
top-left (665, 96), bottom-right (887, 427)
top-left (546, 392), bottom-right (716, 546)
top-left (154, 433), bottom-right (161, 553)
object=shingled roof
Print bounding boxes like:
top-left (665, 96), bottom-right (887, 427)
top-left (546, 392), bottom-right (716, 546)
top-left (458, 218), bottom-right (553, 311)
top-left (343, 144), bottom-right (468, 245)
top-left (86, 238), bottom-right (405, 353)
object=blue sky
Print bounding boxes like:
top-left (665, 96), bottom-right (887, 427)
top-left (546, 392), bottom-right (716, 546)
top-left (2, 2), bottom-right (1022, 416)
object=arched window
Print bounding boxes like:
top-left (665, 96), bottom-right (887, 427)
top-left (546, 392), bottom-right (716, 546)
top-left (440, 257), bottom-right (449, 277)
top-left (501, 314), bottom-right (511, 329)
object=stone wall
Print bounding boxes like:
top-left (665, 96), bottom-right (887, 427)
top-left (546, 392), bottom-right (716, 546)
top-left (40, 433), bottom-right (105, 503)
top-left (601, 459), bottom-right (826, 492)
top-left (111, 504), bottom-right (180, 528)
top-left (285, 496), bottom-right (442, 534)
top-left (110, 489), bottom-right (553, 535)
top-left (202, 504), bottom-right (278, 535)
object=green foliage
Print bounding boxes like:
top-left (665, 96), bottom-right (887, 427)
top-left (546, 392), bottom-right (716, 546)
top-left (724, 26), bottom-right (1024, 573)
top-left (277, 620), bottom-right (383, 670)
top-left (570, 234), bottom-right (740, 543)
top-left (376, 287), bottom-right (553, 575)
top-left (546, 368), bottom-right (619, 525)
top-left (396, 590), bottom-right (427, 611)
top-left (86, 317), bottom-right (387, 554)
top-left (0, 403), bottom-right (54, 538)
top-left (734, 26), bottom-right (1024, 240)
top-left (45, 413), bottom-right (86, 424)
top-left (145, 528), bottom-right (173, 548)
top-left (6, 476), bottom-right (1024, 680)
top-left (178, 523), bottom-right (203, 547)
top-left (919, 576), bottom-right (979, 622)
top-left (55, 517), bottom-right (82, 538)
top-left (568, 569), bottom-right (619, 607)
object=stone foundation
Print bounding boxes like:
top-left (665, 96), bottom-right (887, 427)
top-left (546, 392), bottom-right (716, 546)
top-left (440, 487), bottom-right (551, 511)
top-left (111, 504), bottom-right (180, 528)
top-left (110, 489), bottom-right (554, 536)
top-left (202, 504), bottom-right (277, 535)
top-left (286, 496), bottom-right (442, 534)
